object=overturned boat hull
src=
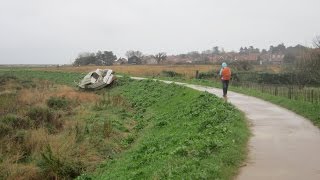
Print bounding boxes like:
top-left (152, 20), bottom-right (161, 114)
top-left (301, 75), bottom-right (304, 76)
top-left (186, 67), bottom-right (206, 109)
top-left (78, 69), bottom-right (115, 90)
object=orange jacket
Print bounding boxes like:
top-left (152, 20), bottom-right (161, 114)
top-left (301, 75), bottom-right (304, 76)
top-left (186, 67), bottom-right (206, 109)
top-left (221, 67), bottom-right (231, 80)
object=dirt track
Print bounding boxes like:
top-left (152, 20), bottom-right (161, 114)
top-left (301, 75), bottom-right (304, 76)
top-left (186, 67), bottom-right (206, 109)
top-left (133, 78), bottom-right (320, 180)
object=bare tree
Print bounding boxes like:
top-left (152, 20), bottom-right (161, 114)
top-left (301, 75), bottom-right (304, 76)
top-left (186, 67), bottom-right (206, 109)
top-left (293, 49), bottom-right (320, 88)
top-left (152, 52), bottom-right (167, 64)
top-left (313, 35), bottom-right (320, 48)
top-left (125, 50), bottom-right (144, 59)
top-left (213, 46), bottom-right (220, 54)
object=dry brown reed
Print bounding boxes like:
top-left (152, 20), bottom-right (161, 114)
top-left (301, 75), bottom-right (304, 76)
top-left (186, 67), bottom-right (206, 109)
top-left (34, 64), bottom-right (281, 78)
top-left (36, 65), bottom-right (217, 78)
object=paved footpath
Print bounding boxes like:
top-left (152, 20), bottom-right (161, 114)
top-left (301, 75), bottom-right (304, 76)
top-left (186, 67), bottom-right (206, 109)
top-left (132, 77), bottom-right (320, 180)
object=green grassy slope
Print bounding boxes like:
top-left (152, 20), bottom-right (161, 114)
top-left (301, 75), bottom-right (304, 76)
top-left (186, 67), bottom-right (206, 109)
top-left (92, 79), bottom-right (249, 179)
top-left (151, 77), bottom-right (320, 128)
top-left (0, 69), bottom-right (249, 179)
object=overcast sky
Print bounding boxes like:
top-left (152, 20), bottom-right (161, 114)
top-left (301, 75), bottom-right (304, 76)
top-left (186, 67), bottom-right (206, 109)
top-left (0, 0), bottom-right (319, 64)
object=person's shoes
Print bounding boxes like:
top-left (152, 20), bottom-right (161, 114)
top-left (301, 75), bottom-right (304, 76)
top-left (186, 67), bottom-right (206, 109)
top-left (223, 95), bottom-right (227, 101)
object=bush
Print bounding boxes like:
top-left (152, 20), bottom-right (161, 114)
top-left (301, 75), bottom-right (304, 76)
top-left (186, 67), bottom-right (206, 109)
top-left (161, 70), bottom-right (181, 77)
top-left (26, 106), bottom-right (62, 131)
top-left (0, 122), bottom-right (13, 137)
top-left (197, 71), bottom-right (218, 79)
top-left (46, 96), bottom-right (69, 110)
top-left (38, 146), bottom-right (84, 179)
top-left (13, 130), bottom-right (27, 144)
top-left (230, 60), bottom-right (255, 71)
top-left (0, 114), bottom-right (33, 129)
top-left (0, 74), bottom-right (17, 85)
top-left (27, 106), bottom-right (54, 125)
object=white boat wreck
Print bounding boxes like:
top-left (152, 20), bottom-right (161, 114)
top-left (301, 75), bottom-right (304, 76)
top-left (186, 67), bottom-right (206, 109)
top-left (78, 69), bottom-right (116, 90)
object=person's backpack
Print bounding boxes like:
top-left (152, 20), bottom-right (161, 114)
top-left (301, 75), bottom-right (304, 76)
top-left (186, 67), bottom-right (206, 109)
top-left (221, 67), bottom-right (231, 80)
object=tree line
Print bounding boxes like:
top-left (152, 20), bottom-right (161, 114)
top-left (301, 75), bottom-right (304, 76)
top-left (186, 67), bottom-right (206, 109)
top-left (73, 51), bottom-right (117, 66)
top-left (73, 50), bottom-right (167, 66)
top-left (73, 36), bottom-right (320, 67)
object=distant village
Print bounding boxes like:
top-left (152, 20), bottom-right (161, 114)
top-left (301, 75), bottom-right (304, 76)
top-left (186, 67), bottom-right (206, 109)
top-left (115, 43), bottom-right (308, 65)
top-left (7, 43), bottom-right (308, 67)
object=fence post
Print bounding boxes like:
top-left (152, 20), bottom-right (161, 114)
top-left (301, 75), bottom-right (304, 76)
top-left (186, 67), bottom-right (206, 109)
top-left (311, 89), bottom-right (314, 103)
top-left (195, 70), bottom-right (199, 79)
top-left (305, 89), bottom-right (307, 102)
top-left (275, 86), bottom-right (278, 96)
top-left (288, 86), bottom-right (292, 99)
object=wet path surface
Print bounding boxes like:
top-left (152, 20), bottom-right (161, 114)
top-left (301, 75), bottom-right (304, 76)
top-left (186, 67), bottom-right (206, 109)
top-left (131, 77), bottom-right (320, 180)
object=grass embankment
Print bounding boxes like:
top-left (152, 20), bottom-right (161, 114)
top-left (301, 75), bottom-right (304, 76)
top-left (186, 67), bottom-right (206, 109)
top-left (0, 69), bottom-right (249, 179)
top-left (91, 78), bottom-right (249, 179)
top-left (150, 77), bottom-right (320, 128)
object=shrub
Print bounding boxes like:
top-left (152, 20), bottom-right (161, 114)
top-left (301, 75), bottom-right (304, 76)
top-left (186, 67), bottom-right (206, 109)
top-left (161, 70), bottom-right (181, 77)
top-left (197, 71), bottom-right (218, 79)
top-left (0, 122), bottom-right (13, 137)
top-left (0, 114), bottom-right (33, 129)
top-left (38, 145), bottom-right (84, 179)
top-left (230, 60), bottom-right (255, 71)
top-left (0, 158), bottom-right (42, 180)
top-left (26, 106), bottom-right (63, 131)
top-left (0, 74), bottom-right (17, 85)
top-left (13, 130), bottom-right (27, 144)
top-left (46, 96), bottom-right (69, 110)
top-left (21, 80), bottom-right (36, 88)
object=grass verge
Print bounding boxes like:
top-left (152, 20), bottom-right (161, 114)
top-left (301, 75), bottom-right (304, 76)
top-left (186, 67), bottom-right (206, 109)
top-left (232, 87), bottom-right (320, 127)
top-left (145, 76), bottom-right (320, 128)
top-left (89, 78), bottom-right (249, 179)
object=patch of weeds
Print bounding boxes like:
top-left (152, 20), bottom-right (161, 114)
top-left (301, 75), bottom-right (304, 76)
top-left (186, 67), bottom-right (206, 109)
top-left (0, 93), bottom-right (18, 114)
top-left (0, 122), bottom-right (13, 136)
top-left (0, 114), bottom-right (33, 129)
top-left (26, 106), bottom-right (63, 132)
top-left (161, 70), bottom-right (182, 77)
top-left (155, 120), bottom-right (168, 128)
top-left (122, 135), bottom-right (135, 148)
top-left (46, 96), bottom-right (69, 110)
top-left (12, 130), bottom-right (27, 145)
top-left (133, 118), bottom-right (148, 132)
top-left (103, 121), bottom-right (112, 138)
top-left (92, 95), bottom-right (109, 111)
top-left (0, 74), bottom-right (17, 85)
top-left (171, 146), bottom-right (188, 156)
top-left (20, 80), bottom-right (36, 88)
top-left (38, 145), bottom-right (84, 179)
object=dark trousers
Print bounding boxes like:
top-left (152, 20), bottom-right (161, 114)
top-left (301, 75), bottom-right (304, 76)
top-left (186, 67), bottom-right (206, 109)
top-left (222, 80), bottom-right (229, 97)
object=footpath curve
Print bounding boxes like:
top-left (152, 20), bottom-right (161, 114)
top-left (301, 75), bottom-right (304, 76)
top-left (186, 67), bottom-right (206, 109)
top-left (131, 77), bottom-right (320, 180)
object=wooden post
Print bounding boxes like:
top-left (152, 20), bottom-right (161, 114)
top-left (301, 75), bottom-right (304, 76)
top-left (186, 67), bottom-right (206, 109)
top-left (195, 70), bottom-right (199, 79)
top-left (304, 89), bottom-right (307, 101)
top-left (288, 87), bottom-right (292, 99)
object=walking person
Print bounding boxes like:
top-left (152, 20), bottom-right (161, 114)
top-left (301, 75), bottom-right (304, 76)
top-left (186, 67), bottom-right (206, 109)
top-left (219, 62), bottom-right (231, 99)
